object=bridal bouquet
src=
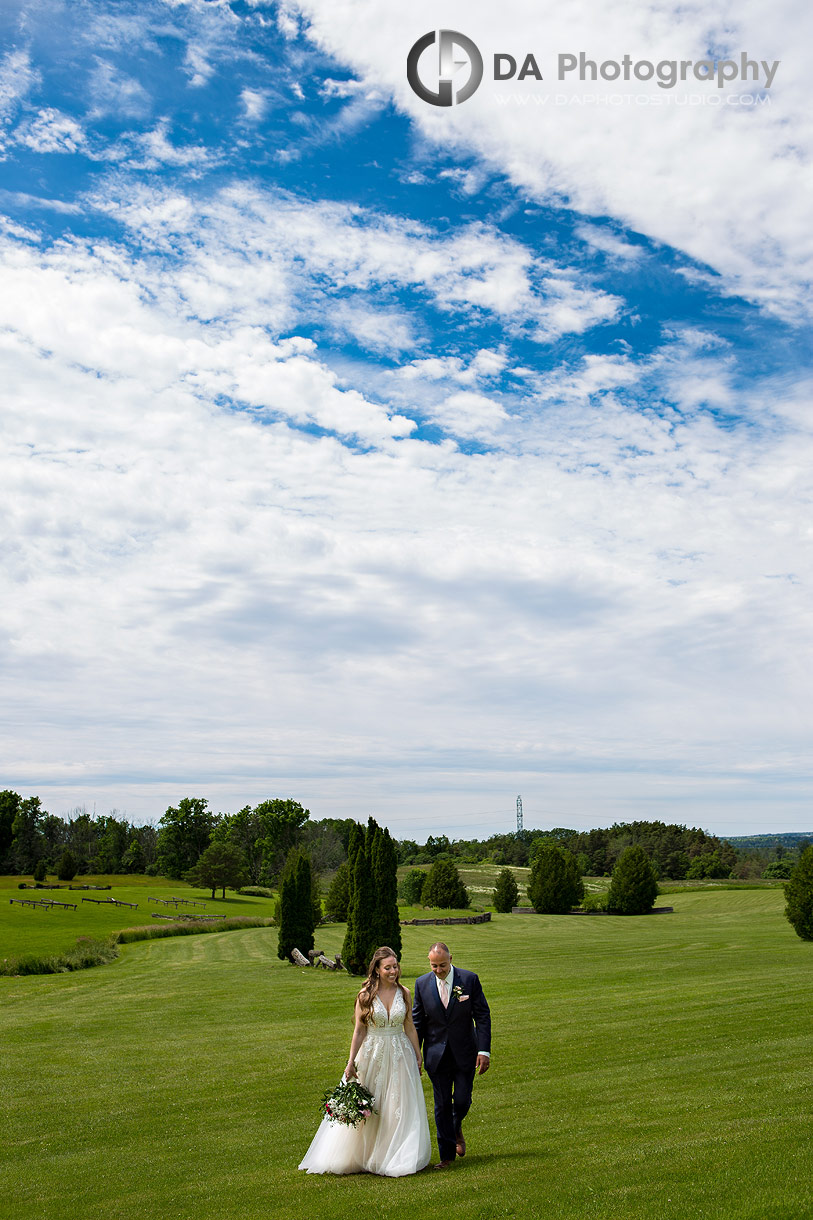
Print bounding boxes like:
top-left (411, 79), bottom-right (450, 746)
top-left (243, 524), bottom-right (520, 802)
top-left (321, 1079), bottom-right (377, 1127)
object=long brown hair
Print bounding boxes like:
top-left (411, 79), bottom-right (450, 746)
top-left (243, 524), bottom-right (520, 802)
top-left (357, 946), bottom-right (407, 1025)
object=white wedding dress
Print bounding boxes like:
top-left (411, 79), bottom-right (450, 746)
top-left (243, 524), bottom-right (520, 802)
top-left (299, 988), bottom-right (432, 1176)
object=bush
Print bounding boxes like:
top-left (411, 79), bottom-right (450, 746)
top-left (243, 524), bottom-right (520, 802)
top-left (785, 846), bottom-right (813, 940)
top-left (238, 885), bottom-right (275, 897)
top-left (421, 859), bottom-right (469, 909)
top-left (527, 844), bottom-right (584, 914)
top-left (493, 868), bottom-right (519, 913)
top-left (763, 858), bottom-right (794, 880)
top-left (581, 891), bottom-right (608, 912)
top-left (0, 938), bottom-right (118, 977)
top-left (398, 868), bottom-right (427, 905)
top-left (607, 845), bottom-right (659, 914)
top-left (57, 849), bottom-right (78, 882)
top-left (33, 860), bottom-right (47, 882)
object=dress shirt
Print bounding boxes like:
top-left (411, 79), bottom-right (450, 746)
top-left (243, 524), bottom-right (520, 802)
top-left (435, 965), bottom-right (489, 1056)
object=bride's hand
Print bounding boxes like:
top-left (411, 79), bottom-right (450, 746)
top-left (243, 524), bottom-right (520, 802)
top-left (345, 1061), bottom-right (358, 1080)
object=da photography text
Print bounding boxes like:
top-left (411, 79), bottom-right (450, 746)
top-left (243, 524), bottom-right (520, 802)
top-left (407, 31), bottom-right (781, 106)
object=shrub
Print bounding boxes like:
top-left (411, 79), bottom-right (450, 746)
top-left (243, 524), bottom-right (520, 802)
top-left (581, 890), bottom-right (609, 912)
top-left (33, 860), bottom-right (47, 882)
top-left (528, 844), bottom-right (584, 914)
top-left (607, 845), bottom-right (659, 914)
top-left (421, 858), bottom-right (469, 909)
top-left (398, 868), bottom-right (427, 905)
top-left (785, 846), bottom-right (813, 941)
top-left (493, 868), bottom-right (519, 913)
top-left (763, 858), bottom-right (794, 880)
top-left (238, 885), bottom-right (275, 897)
top-left (57, 849), bottom-right (78, 882)
top-left (0, 938), bottom-right (118, 977)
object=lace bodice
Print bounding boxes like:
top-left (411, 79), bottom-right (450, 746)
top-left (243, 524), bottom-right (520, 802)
top-left (370, 989), bottom-right (407, 1030)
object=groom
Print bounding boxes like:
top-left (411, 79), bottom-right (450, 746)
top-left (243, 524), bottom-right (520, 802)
top-left (412, 941), bottom-right (491, 1169)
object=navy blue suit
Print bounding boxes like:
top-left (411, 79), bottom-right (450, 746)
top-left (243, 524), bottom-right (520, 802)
top-left (412, 967), bottom-right (491, 1162)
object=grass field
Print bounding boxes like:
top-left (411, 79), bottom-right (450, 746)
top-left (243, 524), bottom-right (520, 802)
top-left (2, 882), bottom-right (811, 1220)
top-left (0, 875), bottom-right (278, 963)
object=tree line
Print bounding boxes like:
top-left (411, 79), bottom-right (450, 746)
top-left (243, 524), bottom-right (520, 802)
top-left (3, 788), bottom-right (809, 887)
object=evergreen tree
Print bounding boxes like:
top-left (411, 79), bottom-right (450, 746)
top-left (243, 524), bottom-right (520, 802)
top-left (785, 845), bottom-right (813, 941)
top-left (324, 860), bottom-right (351, 922)
top-left (398, 868), bottom-right (427, 905)
top-left (343, 837), bottom-right (377, 974)
top-left (310, 867), bottom-right (323, 927)
top-left (527, 844), bottom-right (584, 914)
top-left (277, 848), bottom-right (315, 960)
top-left (493, 867), bottom-right (519, 913)
top-left (606, 845), bottom-right (659, 915)
top-left (421, 858), bottom-right (470, 909)
top-left (57, 849), bottom-right (78, 881)
top-left (33, 859), bottom-right (47, 882)
top-left (371, 825), bottom-right (401, 957)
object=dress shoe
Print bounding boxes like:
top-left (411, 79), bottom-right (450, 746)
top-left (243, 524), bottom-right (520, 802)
top-left (455, 1131), bottom-right (466, 1157)
top-left (434, 1159), bottom-right (455, 1170)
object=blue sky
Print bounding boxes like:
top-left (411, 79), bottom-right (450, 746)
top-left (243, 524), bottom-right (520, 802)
top-left (1, 0), bottom-right (812, 838)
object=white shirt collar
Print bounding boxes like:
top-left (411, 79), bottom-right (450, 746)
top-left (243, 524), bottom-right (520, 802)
top-left (436, 964), bottom-right (454, 995)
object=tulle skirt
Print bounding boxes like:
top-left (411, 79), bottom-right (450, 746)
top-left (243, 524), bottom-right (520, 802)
top-left (299, 1028), bottom-right (431, 1177)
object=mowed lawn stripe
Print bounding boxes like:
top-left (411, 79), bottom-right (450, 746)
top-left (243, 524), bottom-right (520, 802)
top-left (2, 891), bottom-right (811, 1220)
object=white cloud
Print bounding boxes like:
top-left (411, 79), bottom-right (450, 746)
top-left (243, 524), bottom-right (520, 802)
top-left (3, 199), bottom-right (812, 828)
top-left (240, 87), bottom-right (269, 120)
top-left (16, 108), bottom-right (86, 154)
top-left (288, 0), bottom-right (813, 320)
top-left (89, 180), bottom-right (618, 341)
top-left (0, 49), bottom-right (37, 121)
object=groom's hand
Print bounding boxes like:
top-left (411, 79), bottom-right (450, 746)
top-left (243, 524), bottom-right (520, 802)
top-left (476, 1054), bottom-right (490, 1075)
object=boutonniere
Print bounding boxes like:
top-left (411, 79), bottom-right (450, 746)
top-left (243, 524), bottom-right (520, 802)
top-left (452, 985), bottom-right (468, 1001)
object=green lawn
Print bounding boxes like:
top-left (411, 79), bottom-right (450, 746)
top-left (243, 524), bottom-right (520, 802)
top-left (0, 875), bottom-right (277, 961)
top-left (2, 887), bottom-right (811, 1220)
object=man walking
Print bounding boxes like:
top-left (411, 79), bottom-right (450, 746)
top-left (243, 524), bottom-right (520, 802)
top-left (412, 941), bottom-right (491, 1169)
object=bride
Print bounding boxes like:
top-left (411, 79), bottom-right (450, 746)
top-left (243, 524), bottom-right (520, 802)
top-left (299, 946), bottom-right (431, 1176)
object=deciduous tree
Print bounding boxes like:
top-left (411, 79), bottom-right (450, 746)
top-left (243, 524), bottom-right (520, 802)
top-left (157, 798), bottom-right (215, 879)
top-left (185, 841), bottom-right (248, 898)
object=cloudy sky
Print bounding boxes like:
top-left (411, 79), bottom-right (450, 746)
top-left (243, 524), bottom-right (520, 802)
top-left (2, 0), bottom-right (812, 838)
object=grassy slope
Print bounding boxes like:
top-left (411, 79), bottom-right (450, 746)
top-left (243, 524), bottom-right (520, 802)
top-left (2, 888), bottom-right (812, 1220)
top-left (0, 875), bottom-right (277, 959)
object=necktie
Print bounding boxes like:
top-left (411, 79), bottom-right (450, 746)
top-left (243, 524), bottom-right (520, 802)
top-left (440, 979), bottom-right (449, 1008)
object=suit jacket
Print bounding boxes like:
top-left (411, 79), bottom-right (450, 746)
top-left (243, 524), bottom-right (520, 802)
top-left (412, 967), bottom-right (491, 1074)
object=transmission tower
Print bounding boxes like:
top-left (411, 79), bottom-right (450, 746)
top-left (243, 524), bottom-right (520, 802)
top-left (516, 795), bottom-right (523, 834)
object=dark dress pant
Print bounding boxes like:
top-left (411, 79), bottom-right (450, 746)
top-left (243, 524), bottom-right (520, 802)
top-left (428, 1045), bottom-right (476, 1161)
